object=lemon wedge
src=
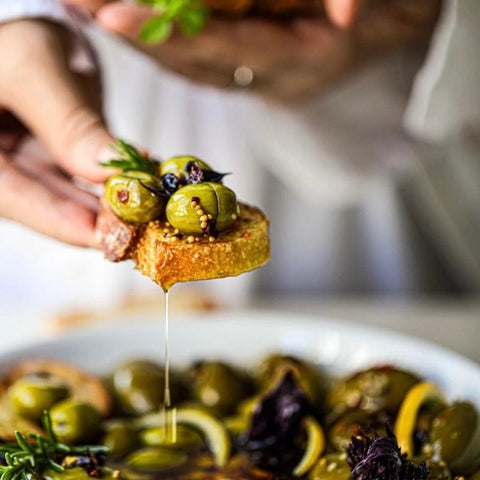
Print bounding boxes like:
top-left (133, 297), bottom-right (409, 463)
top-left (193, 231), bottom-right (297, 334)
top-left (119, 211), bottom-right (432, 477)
top-left (395, 382), bottom-right (445, 456)
top-left (134, 407), bottom-right (231, 467)
top-left (293, 416), bottom-right (326, 477)
top-left (176, 408), bottom-right (231, 467)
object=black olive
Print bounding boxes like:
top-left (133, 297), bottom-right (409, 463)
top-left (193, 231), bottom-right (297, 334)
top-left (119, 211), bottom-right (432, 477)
top-left (161, 173), bottom-right (181, 195)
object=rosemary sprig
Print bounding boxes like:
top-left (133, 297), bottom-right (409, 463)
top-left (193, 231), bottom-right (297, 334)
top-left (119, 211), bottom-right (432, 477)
top-left (0, 412), bottom-right (107, 480)
top-left (137, 0), bottom-right (209, 43)
top-left (101, 140), bottom-right (159, 175)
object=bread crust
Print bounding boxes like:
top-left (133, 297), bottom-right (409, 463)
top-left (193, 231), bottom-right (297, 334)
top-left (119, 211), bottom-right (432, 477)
top-left (97, 201), bottom-right (270, 290)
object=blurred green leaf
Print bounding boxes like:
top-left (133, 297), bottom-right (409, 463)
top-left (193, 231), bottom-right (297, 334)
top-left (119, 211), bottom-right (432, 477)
top-left (140, 16), bottom-right (174, 43)
top-left (137, 0), bottom-right (209, 43)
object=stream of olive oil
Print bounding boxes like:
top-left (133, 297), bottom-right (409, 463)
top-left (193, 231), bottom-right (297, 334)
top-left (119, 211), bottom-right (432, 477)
top-left (162, 289), bottom-right (177, 443)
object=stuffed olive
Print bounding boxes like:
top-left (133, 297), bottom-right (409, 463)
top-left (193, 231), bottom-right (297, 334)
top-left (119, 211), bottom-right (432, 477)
top-left (8, 376), bottom-right (68, 421)
top-left (426, 402), bottom-right (480, 474)
top-left (159, 156), bottom-right (211, 178)
top-left (166, 183), bottom-right (238, 235)
top-left (328, 409), bottom-right (386, 452)
top-left (187, 361), bottom-right (252, 416)
top-left (328, 366), bottom-right (419, 417)
top-left (50, 399), bottom-right (101, 444)
top-left (111, 361), bottom-right (166, 415)
top-left (105, 171), bottom-right (166, 223)
top-left (256, 354), bottom-right (322, 402)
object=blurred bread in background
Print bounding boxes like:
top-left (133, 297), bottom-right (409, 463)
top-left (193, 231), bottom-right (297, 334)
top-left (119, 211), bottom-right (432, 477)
top-left (48, 290), bottom-right (221, 334)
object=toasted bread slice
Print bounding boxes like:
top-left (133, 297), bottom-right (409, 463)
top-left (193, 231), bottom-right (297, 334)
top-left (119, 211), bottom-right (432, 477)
top-left (96, 200), bottom-right (270, 290)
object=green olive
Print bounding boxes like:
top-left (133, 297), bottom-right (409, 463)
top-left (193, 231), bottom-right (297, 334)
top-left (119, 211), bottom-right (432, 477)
top-left (112, 361), bottom-right (185, 416)
top-left (427, 402), bottom-right (480, 474)
top-left (412, 458), bottom-right (451, 480)
top-left (309, 453), bottom-right (351, 480)
top-left (105, 171), bottom-right (166, 223)
top-left (50, 399), bottom-right (101, 444)
top-left (187, 361), bottom-right (252, 416)
top-left (141, 425), bottom-right (202, 448)
top-left (8, 376), bottom-right (68, 421)
top-left (112, 361), bottom-right (165, 415)
top-left (166, 183), bottom-right (238, 235)
top-left (126, 447), bottom-right (187, 470)
top-left (428, 462), bottom-right (452, 480)
top-left (413, 400), bottom-right (446, 454)
top-left (256, 355), bottom-right (322, 402)
top-left (159, 156), bottom-right (211, 178)
top-left (328, 409), bottom-right (384, 452)
top-left (102, 422), bottom-right (138, 456)
top-left (328, 366), bottom-right (419, 417)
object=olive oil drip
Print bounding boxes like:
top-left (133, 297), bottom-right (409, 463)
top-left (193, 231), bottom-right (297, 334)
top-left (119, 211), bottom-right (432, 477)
top-left (162, 289), bottom-right (177, 443)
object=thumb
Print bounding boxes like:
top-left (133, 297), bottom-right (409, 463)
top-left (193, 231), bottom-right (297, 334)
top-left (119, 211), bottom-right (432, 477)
top-left (4, 24), bottom-right (115, 182)
top-left (324, 0), bottom-right (365, 28)
top-left (95, 2), bottom-right (154, 40)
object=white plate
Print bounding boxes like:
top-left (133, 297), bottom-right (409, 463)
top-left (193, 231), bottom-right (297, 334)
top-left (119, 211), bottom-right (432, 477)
top-left (1, 310), bottom-right (479, 405)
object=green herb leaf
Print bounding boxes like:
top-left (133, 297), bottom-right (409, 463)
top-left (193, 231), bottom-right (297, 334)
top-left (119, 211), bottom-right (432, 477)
top-left (137, 0), bottom-right (209, 43)
top-left (101, 140), bottom-right (160, 175)
top-left (140, 16), bottom-right (174, 43)
top-left (0, 412), bottom-right (107, 480)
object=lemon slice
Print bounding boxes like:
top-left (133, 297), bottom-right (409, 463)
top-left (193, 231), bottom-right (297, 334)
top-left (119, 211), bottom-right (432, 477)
top-left (293, 416), bottom-right (326, 477)
top-left (134, 408), bottom-right (231, 467)
top-left (176, 408), bottom-right (231, 467)
top-left (395, 382), bottom-right (445, 457)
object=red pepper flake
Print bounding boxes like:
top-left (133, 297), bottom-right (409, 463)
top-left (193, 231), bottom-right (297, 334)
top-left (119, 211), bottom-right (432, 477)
top-left (117, 190), bottom-right (129, 204)
top-left (243, 232), bottom-right (251, 238)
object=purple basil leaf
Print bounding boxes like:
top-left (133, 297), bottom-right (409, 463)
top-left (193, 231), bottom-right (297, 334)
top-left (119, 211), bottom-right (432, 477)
top-left (184, 161), bottom-right (230, 184)
top-left (201, 170), bottom-right (230, 183)
top-left (184, 162), bottom-right (204, 184)
top-left (347, 425), bottom-right (430, 480)
top-left (240, 372), bottom-right (310, 452)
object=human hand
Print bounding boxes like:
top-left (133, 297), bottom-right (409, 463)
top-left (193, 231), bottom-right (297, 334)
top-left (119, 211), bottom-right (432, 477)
top-left (0, 20), bottom-right (115, 246)
top-left (65, 0), bottom-right (439, 101)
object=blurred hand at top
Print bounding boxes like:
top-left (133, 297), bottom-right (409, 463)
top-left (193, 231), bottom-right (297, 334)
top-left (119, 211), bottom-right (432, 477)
top-left (65, 0), bottom-right (440, 101)
top-left (0, 20), bottom-right (115, 246)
